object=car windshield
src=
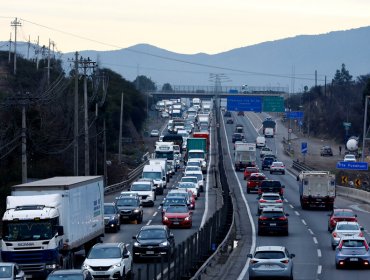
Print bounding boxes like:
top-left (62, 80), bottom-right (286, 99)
top-left (138, 229), bottom-right (166, 239)
top-left (116, 198), bottom-right (138, 207)
top-left (334, 211), bottom-right (355, 217)
top-left (342, 240), bottom-right (366, 247)
top-left (254, 251), bottom-right (285, 259)
top-left (47, 275), bottom-right (84, 280)
top-left (104, 205), bottom-right (116, 214)
top-left (188, 152), bottom-right (205, 159)
top-left (166, 206), bottom-right (189, 213)
top-left (88, 247), bottom-right (121, 259)
top-left (182, 178), bottom-right (197, 184)
top-left (251, 176), bottom-right (266, 181)
top-left (262, 195), bottom-right (280, 200)
top-left (178, 182), bottom-right (195, 189)
top-left (261, 212), bottom-right (285, 218)
top-left (131, 184), bottom-right (151, 191)
top-left (187, 162), bottom-right (200, 167)
top-left (337, 224), bottom-right (359, 231)
top-left (246, 168), bottom-right (258, 173)
top-left (0, 266), bottom-right (12, 278)
top-left (164, 198), bottom-right (186, 205)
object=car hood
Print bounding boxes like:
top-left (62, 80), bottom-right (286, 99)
top-left (117, 206), bottom-right (139, 211)
top-left (84, 257), bottom-right (122, 266)
top-left (164, 213), bottom-right (190, 219)
top-left (137, 239), bottom-right (167, 245)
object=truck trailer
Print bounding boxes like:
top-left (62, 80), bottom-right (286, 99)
top-left (297, 171), bottom-right (336, 210)
top-left (1, 176), bottom-right (105, 278)
top-left (234, 143), bottom-right (257, 171)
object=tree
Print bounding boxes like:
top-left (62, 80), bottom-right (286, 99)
top-left (332, 63), bottom-right (353, 86)
top-left (162, 83), bottom-right (173, 92)
top-left (133, 75), bottom-right (156, 92)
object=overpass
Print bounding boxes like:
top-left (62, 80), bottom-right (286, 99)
top-left (149, 85), bottom-right (289, 100)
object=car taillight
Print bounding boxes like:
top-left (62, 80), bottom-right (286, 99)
top-left (364, 241), bottom-right (369, 251)
top-left (163, 216), bottom-right (168, 221)
top-left (259, 199), bottom-right (267, 203)
top-left (276, 200), bottom-right (282, 203)
top-left (281, 260), bottom-right (289, 264)
top-left (359, 232), bottom-right (364, 237)
top-left (278, 217), bottom-right (287, 221)
top-left (259, 216), bottom-right (268, 220)
top-left (332, 232), bottom-right (337, 238)
top-left (338, 241), bottom-right (343, 250)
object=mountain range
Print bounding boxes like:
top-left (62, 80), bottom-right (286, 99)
top-left (1, 26), bottom-right (370, 91)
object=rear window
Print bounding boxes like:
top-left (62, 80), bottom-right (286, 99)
top-left (254, 251), bottom-right (285, 259)
top-left (261, 211), bottom-right (285, 218)
top-left (337, 224), bottom-right (359, 231)
top-left (342, 240), bottom-right (366, 247)
top-left (261, 181), bottom-right (281, 188)
top-left (250, 176), bottom-right (266, 181)
top-left (334, 211), bottom-right (355, 217)
top-left (262, 195), bottom-right (281, 200)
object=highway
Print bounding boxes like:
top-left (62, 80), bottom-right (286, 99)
top-left (219, 111), bottom-right (370, 280)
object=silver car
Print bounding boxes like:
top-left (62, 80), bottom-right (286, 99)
top-left (0, 262), bottom-right (26, 280)
top-left (248, 246), bottom-right (295, 280)
top-left (257, 192), bottom-right (283, 215)
top-left (331, 221), bottom-right (364, 250)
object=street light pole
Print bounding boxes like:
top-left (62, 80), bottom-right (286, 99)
top-left (361, 96), bottom-right (369, 161)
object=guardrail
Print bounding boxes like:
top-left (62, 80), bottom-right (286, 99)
top-left (292, 160), bottom-right (315, 172)
top-left (104, 160), bottom-right (148, 194)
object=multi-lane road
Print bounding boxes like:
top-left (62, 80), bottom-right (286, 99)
top-left (87, 108), bottom-right (370, 279)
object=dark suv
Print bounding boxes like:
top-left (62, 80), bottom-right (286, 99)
top-left (320, 146), bottom-right (333, 156)
top-left (232, 133), bottom-right (244, 143)
top-left (104, 203), bottom-right (121, 232)
top-left (258, 207), bottom-right (289, 236)
top-left (258, 180), bottom-right (285, 197)
top-left (132, 225), bottom-right (175, 262)
top-left (115, 195), bottom-right (143, 224)
top-left (261, 156), bottom-right (277, 170)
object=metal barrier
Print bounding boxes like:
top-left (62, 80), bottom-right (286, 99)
top-left (104, 160), bottom-right (148, 194)
top-left (292, 160), bottom-right (315, 172)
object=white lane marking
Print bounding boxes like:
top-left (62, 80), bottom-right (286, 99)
top-left (313, 237), bottom-right (318, 244)
top-left (301, 219), bottom-right (307, 226)
top-left (308, 229), bottom-right (314, 235)
top-left (146, 220), bottom-right (152, 226)
top-left (225, 115), bottom-right (256, 280)
top-left (200, 115), bottom-right (213, 228)
top-left (317, 265), bottom-right (322, 274)
top-left (153, 212), bottom-right (158, 217)
top-left (285, 198), bottom-right (289, 203)
top-left (294, 211), bottom-right (300, 216)
top-left (289, 204), bottom-right (294, 209)
top-left (157, 206), bottom-right (162, 210)
top-left (317, 249), bottom-right (322, 258)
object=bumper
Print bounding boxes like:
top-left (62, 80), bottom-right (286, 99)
top-left (87, 267), bottom-right (122, 280)
top-left (336, 256), bottom-right (370, 268)
top-left (133, 247), bottom-right (170, 259)
top-left (249, 267), bottom-right (291, 279)
top-left (163, 219), bottom-right (192, 228)
top-left (120, 211), bottom-right (141, 221)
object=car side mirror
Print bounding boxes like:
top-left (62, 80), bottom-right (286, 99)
top-left (247, 253), bottom-right (253, 258)
top-left (55, 225), bottom-right (64, 236)
top-left (132, 236), bottom-right (137, 240)
top-left (123, 253), bottom-right (130, 259)
top-left (290, 253), bottom-right (295, 258)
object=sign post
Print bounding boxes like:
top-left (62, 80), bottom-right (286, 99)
top-left (301, 142), bottom-right (308, 163)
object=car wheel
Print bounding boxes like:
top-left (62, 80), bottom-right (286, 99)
top-left (332, 244), bottom-right (336, 250)
top-left (116, 223), bottom-right (121, 232)
top-left (285, 231), bottom-right (289, 236)
top-left (335, 263), bottom-right (341, 269)
top-left (133, 255), bottom-right (140, 263)
top-left (270, 171), bottom-right (273, 174)
top-left (247, 188), bottom-right (250, 194)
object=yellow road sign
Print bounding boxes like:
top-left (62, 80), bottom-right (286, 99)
top-left (341, 176), bottom-right (348, 184)
top-left (355, 179), bottom-right (361, 187)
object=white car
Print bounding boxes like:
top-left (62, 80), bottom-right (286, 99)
top-left (177, 181), bottom-right (199, 198)
top-left (260, 147), bottom-right (274, 158)
top-left (270, 161), bottom-right (285, 175)
top-left (343, 154), bottom-right (356, 162)
top-left (130, 181), bottom-right (156, 206)
top-left (82, 242), bottom-right (132, 280)
top-left (331, 221), bottom-right (364, 250)
top-left (257, 192), bottom-right (283, 214)
top-left (184, 170), bottom-right (204, 192)
top-left (181, 176), bottom-right (201, 193)
top-left (150, 129), bottom-right (160, 137)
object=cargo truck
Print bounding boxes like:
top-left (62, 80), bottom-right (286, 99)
top-left (1, 176), bottom-right (105, 278)
top-left (187, 138), bottom-right (207, 155)
top-left (155, 141), bottom-right (176, 173)
top-left (234, 143), bottom-right (257, 171)
top-left (297, 171), bottom-right (336, 210)
top-left (192, 132), bottom-right (210, 152)
top-left (262, 119), bottom-right (276, 137)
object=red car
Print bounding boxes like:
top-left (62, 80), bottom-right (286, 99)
top-left (328, 208), bottom-right (358, 232)
top-left (247, 173), bottom-right (267, 194)
top-left (162, 204), bottom-right (193, 228)
top-left (243, 166), bottom-right (259, 180)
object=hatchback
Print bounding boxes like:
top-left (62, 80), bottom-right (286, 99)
top-left (270, 161), bottom-right (285, 175)
top-left (248, 246), bottom-right (295, 280)
top-left (320, 146), bottom-right (333, 156)
top-left (257, 193), bottom-right (284, 215)
top-left (162, 204), bottom-right (193, 228)
top-left (335, 236), bottom-right (370, 269)
top-left (258, 207), bottom-right (289, 236)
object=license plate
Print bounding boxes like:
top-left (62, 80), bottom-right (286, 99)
top-left (270, 223), bottom-right (276, 226)
top-left (350, 258), bottom-right (358, 262)
top-left (146, 251), bottom-right (154, 254)
top-left (95, 272), bottom-right (106, 275)
top-left (25, 275), bottom-right (32, 278)
top-left (173, 222), bottom-right (179, 225)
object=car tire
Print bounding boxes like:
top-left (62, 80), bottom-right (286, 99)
top-left (247, 188), bottom-right (250, 194)
top-left (335, 263), bottom-right (341, 269)
top-left (133, 255), bottom-right (140, 263)
top-left (270, 171), bottom-right (273, 174)
top-left (332, 244), bottom-right (336, 250)
top-left (116, 223), bottom-right (121, 232)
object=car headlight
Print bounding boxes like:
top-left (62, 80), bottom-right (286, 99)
top-left (185, 216), bottom-right (191, 221)
top-left (82, 263), bottom-right (90, 270)
top-left (45, 264), bottom-right (57, 270)
top-left (111, 262), bottom-right (122, 269)
top-left (133, 241), bottom-right (140, 247)
top-left (134, 209), bottom-right (140, 213)
top-left (159, 241), bottom-right (168, 247)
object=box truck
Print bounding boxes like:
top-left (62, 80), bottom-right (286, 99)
top-left (1, 176), bottom-right (105, 278)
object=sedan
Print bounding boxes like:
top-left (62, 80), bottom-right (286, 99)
top-left (248, 246), bottom-right (295, 280)
top-left (150, 129), bottom-right (160, 137)
top-left (328, 208), bottom-right (358, 232)
top-left (257, 192), bottom-right (283, 215)
top-left (243, 166), bottom-right (260, 180)
top-left (270, 161), bottom-right (285, 175)
top-left (335, 236), bottom-right (370, 269)
top-left (0, 262), bottom-right (26, 280)
top-left (260, 147), bottom-right (273, 158)
top-left (343, 154), bottom-right (356, 162)
top-left (47, 269), bottom-right (92, 280)
top-left (162, 204), bottom-right (193, 228)
top-left (331, 221), bottom-right (364, 250)
top-left (246, 173), bottom-right (267, 194)
top-left (82, 243), bottom-right (132, 279)
top-left (226, 118), bottom-right (234, 124)
top-left (132, 225), bottom-right (175, 262)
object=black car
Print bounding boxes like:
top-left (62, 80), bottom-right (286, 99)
top-left (320, 146), bottom-right (333, 156)
top-left (132, 225), bottom-right (175, 262)
top-left (237, 111), bottom-right (245, 116)
top-left (104, 203), bottom-right (121, 232)
top-left (47, 269), bottom-right (93, 280)
top-left (258, 180), bottom-right (285, 197)
top-left (261, 156), bottom-right (277, 170)
top-left (258, 207), bottom-right (289, 236)
top-left (232, 133), bottom-right (244, 143)
top-left (224, 111), bottom-right (231, 117)
top-left (116, 195), bottom-right (143, 224)
top-left (226, 118), bottom-right (234, 124)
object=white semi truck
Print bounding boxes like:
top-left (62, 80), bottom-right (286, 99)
top-left (297, 171), bottom-right (336, 210)
top-left (1, 176), bottom-right (105, 278)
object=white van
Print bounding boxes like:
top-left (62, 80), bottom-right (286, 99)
top-left (256, 136), bottom-right (266, 148)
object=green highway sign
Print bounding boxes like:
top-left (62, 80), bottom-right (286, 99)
top-left (262, 96), bottom-right (285, 112)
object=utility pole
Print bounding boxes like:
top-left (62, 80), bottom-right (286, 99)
top-left (8, 33), bottom-right (12, 63)
top-left (315, 70), bottom-right (317, 87)
top-left (72, 51), bottom-right (79, 176)
top-left (35, 36), bottom-right (40, 70)
top-left (362, 96), bottom-right (369, 162)
top-left (118, 92), bottom-right (124, 164)
top-left (47, 39), bottom-right (52, 85)
top-left (77, 57), bottom-right (96, 176)
top-left (21, 99), bottom-right (27, 183)
top-left (11, 18), bottom-right (21, 75)
top-left (103, 119), bottom-right (107, 186)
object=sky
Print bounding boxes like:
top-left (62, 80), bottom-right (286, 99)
top-left (1, 0), bottom-right (370, 55)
